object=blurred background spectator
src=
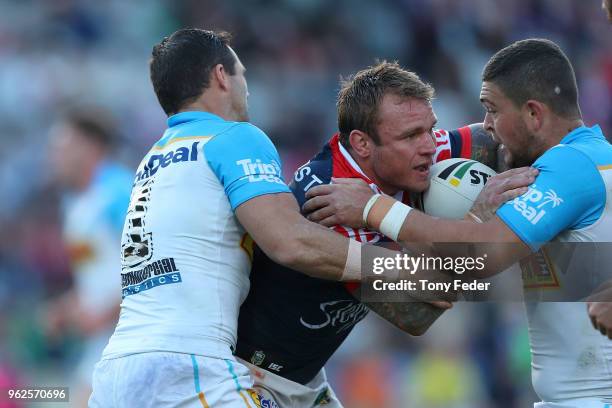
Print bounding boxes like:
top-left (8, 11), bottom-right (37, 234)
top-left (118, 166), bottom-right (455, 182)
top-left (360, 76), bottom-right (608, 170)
top-left (0, 1), bottom-right (609, 407)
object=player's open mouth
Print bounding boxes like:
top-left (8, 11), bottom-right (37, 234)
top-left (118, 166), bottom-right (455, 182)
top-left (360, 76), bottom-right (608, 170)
top-left (414, 163), bottom-right (431, 176)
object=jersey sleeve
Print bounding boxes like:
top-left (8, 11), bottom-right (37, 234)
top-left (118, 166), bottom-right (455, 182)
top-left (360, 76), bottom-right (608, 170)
top-left (204, 123), bottom-right (291, 210)
top-left (496, 145), bottom-right (606, 251)
top-left (433, 126), bottom-right (472, 163)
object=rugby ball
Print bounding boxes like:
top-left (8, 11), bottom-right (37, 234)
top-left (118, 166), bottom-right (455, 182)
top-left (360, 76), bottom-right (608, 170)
top-left (422, 158), bottom-right (497, 219)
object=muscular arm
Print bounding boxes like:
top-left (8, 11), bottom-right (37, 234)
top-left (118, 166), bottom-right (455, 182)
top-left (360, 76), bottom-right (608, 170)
top-left (236, 192), bottom-right (403, 282)
top-left (397, 211), bottom-right (530, 277)
top-left (236, 193), bottom-right (349, 281)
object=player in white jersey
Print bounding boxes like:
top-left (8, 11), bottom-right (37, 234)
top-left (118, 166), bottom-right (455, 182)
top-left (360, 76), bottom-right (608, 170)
top-left (304, 39), bottom-right (612, 408)
top-left (89, 29), bottom-right (417, 408)
top-left (46, 109), bottom-right (133, 407)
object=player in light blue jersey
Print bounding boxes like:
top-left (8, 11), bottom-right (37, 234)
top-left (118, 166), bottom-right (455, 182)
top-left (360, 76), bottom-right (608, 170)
top-left (304, 39), bottom-right (612, 408)
top-left (88, 29), bottom-right (416, 408)
top-left (46, 109), bottom-right (133, 407)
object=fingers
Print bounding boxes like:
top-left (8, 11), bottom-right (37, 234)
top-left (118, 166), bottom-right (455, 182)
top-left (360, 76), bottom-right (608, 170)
top-left (588, 302), bottom-right (599, 330)
top-left (331, 177), bottom-right (370, 185)
top-left (316, 215), bottom-right (340, 228)
top-left (500, 172), bottom-right (537, 191)
top-left (496, 166), bottom-right (538, 179)
top-left (305, 184), bottom-right (334, 199)
top-left (587, 302), bottom-right (612, 338)
top-left (304, 178), bottom-right (369, 199)
top-left (306, 205), bottom-right (337, 224)
top-left (302, 195), bottom-right (330, 214)
top-left (498, 187), bottom-right (529, 204)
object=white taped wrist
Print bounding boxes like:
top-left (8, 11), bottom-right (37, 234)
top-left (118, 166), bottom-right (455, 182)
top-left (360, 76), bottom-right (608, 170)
top-left (379, 202), bottom-right (412, 241)
top-left (341, 239), bottom-right (362, 281)
top-left (362, 194), bottom-right (381, 226)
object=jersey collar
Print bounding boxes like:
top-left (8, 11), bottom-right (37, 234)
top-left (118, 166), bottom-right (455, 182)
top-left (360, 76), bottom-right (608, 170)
top-left (167, 111), bottom-right (225, 127)
top-left (328, 134), bottom-right (406, 201)
top-left (559, 124), bottom-right (604, 145)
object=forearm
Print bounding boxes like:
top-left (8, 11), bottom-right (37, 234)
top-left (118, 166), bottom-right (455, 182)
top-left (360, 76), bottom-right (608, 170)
top-left (367, 199), bottom-right (526, 277)
top-left (277, 217), bottom-right (349, 280)
top-left (237, 192), bottom-right (358, 281)
top-left (403, 212), bottom-right (531, 277)
top-left (364, 300), bottom-right (445, 336)
top-left (397, 208), bottom-right (489, 244)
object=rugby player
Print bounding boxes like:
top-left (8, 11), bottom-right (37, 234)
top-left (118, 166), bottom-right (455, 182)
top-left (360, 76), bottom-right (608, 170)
top-left (46, 109), bottom-right (132, 407)
top-left (306, 39), bottom-right (612, 408)
top-left (235, 62), bottom-right (533, 407)
top-left (588, 0), bottom-right (612, 344)
top-left (89, 29), bottom-right (415, 408)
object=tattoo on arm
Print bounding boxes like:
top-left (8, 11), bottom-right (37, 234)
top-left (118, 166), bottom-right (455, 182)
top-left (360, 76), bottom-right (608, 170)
top-left (366, 301), bottom-right (444, 335)
top-left (469, 123), bottom-right (502, 171)
top-left (352, 288), bottom-right (445, 335)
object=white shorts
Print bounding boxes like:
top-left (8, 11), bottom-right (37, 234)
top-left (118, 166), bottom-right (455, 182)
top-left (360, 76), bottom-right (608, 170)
top-left (534, 399), bottom-right (611, 408)
top-left (237, 358), bottom-right (343, 408)
top-left (89, 352), bottom-right (260, 407)
top-left (76, 330), bottom-right (114, 387)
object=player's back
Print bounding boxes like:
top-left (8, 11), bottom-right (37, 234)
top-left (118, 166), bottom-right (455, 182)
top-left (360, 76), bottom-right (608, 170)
top-left (103, 111), bottom-right (286, 360)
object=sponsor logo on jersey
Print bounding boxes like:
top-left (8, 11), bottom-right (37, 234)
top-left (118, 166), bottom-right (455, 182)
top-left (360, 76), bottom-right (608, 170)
top-left (121, 257), bottom-right (182, 297)
top-left (520, 249), bottom-right (560, 289)
top-left (509, 184), bottom-right (563, 225)
top-left (135, 141), bottom-right (200, 182)
top-left (236, 158), bottom-right (284, 184)
top-left (300, 300), bottom-right (369, 333)
top-left (267, 362), bottom-right (283, 372)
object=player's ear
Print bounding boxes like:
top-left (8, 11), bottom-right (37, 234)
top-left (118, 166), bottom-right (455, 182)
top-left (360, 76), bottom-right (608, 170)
top-left (523, 100), bottom-right (546, 133)
top-left (349, 130), bottom-right (372, 159)
top-left (212, 64), bottom-right (230, 91)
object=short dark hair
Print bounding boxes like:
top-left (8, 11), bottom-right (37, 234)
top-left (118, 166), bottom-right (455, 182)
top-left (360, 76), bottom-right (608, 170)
top-left (63, 108), bottom-right (117, 149)
top-left (150, 28), bottom-right (237, 116)
top-left (482, 38), bottom-right (581, 119)
top-left (337, 61), bottom-right (434, 148)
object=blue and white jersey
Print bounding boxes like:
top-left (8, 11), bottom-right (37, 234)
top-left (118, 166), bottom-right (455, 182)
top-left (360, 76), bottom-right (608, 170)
top-left (62, 161), bottom-right (132, 316)
top-left (102, 111), bottom-right (290, 360)
top-left (497, 125), bottom-right (612, 402)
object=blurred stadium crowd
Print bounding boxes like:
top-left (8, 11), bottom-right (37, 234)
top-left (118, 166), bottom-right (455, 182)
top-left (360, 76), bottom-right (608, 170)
top-left (0, 0), bottom-right (610, 407)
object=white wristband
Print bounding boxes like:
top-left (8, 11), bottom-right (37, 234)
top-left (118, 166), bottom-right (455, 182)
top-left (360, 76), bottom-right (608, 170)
top-left (362, 194), bottom-right (381, 226)
top-left (379, 201), bottom-right (412, 241)
top-left (341, 239), bottom-right (362, 281)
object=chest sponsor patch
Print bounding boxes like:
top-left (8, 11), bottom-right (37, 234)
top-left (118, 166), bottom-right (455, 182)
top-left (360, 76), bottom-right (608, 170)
top-left (507, 184), bottom-right (564, 225)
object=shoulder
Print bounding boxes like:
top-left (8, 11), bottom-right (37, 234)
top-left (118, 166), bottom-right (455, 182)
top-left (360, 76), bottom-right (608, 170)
top-left (535, 143), bottom-right (601, 178)
top-left (206, 122), bottom-right (277, 154)
top-left (290, 143), bottom-right (334, 206)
